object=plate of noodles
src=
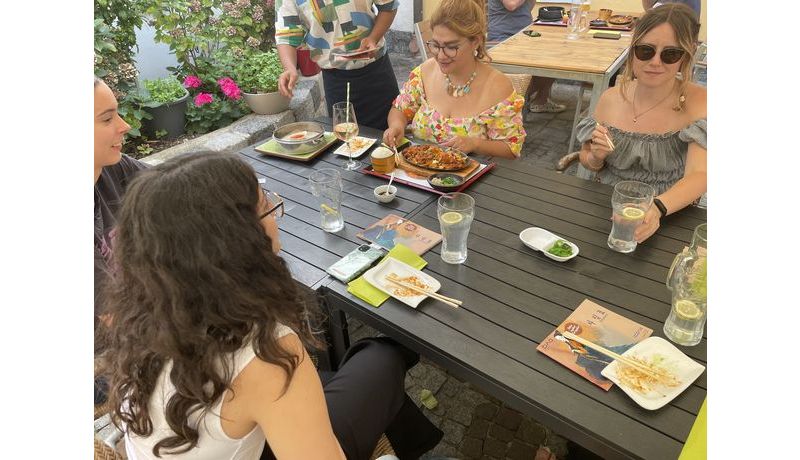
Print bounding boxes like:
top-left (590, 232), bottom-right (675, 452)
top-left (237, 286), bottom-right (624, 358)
top-left (601, 336), bottom-right (705, 410)
top-left (401, 145), bottom-right (470, 171)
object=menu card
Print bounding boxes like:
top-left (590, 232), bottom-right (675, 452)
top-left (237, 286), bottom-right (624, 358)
top-left (537, 299), bottom-right (652, 390)
top-left (356, 214), bottom-right (441, 255)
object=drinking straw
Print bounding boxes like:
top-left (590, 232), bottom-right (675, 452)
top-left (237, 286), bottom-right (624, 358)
top-left (345, 81), bottom-right (351, 126)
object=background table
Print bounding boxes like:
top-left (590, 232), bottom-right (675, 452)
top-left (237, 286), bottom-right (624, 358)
top-left (322, 158), bottom-right (706, 460)
top-left (488, 23), bottom-right (632, 154)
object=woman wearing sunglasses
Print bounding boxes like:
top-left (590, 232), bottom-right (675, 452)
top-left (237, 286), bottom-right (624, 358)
top-left (99, 152), bottom-right (442, 459)
top-left (575, 3), bottom-right (706, 243)
top-left (383, 0), bottom-right (526, 159)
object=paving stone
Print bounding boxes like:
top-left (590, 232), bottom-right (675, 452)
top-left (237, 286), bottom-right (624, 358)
top-left (467, 418), bottom-right (491, 439)
top-left (484, 438), bottom-right (508, 458)
top-left (489, 423), bottom-right (515, 443)
top-left (495, 407), bottom-right (523, 431)
top-left (441, 419), bottom-right (467, 446)
top-left (516, 418), bottom-right (547, 446)
top-left (475, 402), bottom-right (500, 420)
top-left (461, 436), bottom-right (484, 459)
top-left (417, 363), bottom-right (448, 394)
top-left (506, 440), bottom-right (537, 460)
top-left (447, 401), bottom-right (474, 426)
top-left (423, 441), bottom-right (459, 459)
top-left (457, 386), bottom-right (489, 408)
top-left (439, 376), bottom-right (467, 398)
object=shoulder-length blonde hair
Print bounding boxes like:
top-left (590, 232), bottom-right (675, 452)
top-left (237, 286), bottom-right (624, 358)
top-left (430, 0), bottom-right (491, 62)
top-left (620, 3), bottom-right (700, 110)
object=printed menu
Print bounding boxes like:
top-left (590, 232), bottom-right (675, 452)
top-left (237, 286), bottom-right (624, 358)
top-left (537, 299), bottom-right (653, 390)
top-left (356, 214), bottom-right (441, 255)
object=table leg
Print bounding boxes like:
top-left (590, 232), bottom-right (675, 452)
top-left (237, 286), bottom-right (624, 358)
top-left (327, 304), bottom-right (351, 369)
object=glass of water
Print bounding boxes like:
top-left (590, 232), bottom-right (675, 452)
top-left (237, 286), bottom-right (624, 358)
top-left (437, 193), bottom-right (475, 264)
top-left (607, 181), bottom-right (654, 253)
top-left (309, 168), bottom-right (345, 233)
top-left (664, 293), bottom-right (706, 346)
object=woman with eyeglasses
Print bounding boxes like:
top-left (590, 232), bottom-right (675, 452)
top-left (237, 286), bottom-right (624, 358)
top-left (99, 152), bottom-right (442, 460)
top-left (575, 3), bottom-right (706, 243)
top-left (382, 0), bottom-right (526, 159)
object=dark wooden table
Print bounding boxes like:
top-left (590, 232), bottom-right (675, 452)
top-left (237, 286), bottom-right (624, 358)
top-left (321, 158), bottom-right (707, 460)
top-left (237, 120), bottom-right (707, 459)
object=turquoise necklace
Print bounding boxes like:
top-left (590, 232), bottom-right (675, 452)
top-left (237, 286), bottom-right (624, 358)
top-left (444, 68), bottom-right (477, 98)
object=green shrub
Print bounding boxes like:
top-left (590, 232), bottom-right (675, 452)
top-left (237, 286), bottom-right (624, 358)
top-left (143, 77), bottom-right (187, 104)
top-left (234, 50), bottom-right (283, 94)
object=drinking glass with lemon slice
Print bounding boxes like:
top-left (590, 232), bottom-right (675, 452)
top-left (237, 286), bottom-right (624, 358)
top-left (309, 168), bottom-right (345, 232)
top-left (437, 193), bottom-right (475, 264)
top-left (664, 296), bottom-right (706, 346)
top-left (607, 181), bottom-right (655, 253)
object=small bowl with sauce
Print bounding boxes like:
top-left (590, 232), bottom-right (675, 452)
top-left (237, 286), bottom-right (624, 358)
top-left (273, 121), bottom-right (325, 151)
top-left (374, 184), bottom-right (398, 203)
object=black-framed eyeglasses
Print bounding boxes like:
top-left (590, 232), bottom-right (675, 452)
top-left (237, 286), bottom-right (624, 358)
top-left (425, 40), bottom-right (464, 58)
top-left (633, 44), bottom-right (686, 64)
top-left (259, 189), bottom-right (285, 220)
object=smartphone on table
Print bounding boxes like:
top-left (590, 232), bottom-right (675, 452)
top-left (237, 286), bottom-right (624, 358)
top-left (326, 244), bottom-right (386, 283)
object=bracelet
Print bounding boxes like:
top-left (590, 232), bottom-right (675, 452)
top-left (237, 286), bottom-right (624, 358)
top-left (580, 150), bottom-right (605, 172)
top-left (653, 198), bottom-right (668, 220)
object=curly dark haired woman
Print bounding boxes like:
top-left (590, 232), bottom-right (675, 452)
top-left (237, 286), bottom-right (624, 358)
top-left (99, 152), bottom-right (441, 459)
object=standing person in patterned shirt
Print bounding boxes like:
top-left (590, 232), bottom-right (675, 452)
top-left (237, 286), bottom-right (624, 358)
top-left (274, 0), bottom-right (400, 130)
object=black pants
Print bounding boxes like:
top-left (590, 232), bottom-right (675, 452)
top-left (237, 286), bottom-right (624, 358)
top-left (260, 338), bottom-right (443, 460)
top-left (322, 53), bottom-right (400, 131)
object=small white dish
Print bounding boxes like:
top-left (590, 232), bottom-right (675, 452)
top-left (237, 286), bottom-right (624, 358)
top-left (601, 336), bottom-right (705, 411)
top-left (519, 227), bottom-right (579, 262)
top-left (362, 258), bottom-right (441, 309)
top-left (333, 136), bottom-right (377, 158)
top-left (374, 185), bottom-right (398, 203)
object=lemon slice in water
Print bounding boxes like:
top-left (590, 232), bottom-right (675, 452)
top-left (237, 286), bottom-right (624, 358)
top-left (622, 207), bottom-right (645, 220)
top-left (320, 204), bottom-right (339, 215)
top-left (440, 211), bottom-right (463, 225)
top-left (674, 299), bottom-right (702, 320)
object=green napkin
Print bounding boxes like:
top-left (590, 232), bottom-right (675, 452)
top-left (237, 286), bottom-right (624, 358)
top-left (679, 399), bottom-right (706, 460)
top-left (347, 243), bottom-right (427, 307)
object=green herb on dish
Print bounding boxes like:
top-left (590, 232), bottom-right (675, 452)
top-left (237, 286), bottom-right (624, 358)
top-left (431, 176), bottom-right (460, 186)
top-left (547, 240), bottom-right (573, 257)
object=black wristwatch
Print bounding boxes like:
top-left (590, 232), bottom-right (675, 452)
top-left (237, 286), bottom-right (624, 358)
top-left (653, 198), bottom-right (668, 220)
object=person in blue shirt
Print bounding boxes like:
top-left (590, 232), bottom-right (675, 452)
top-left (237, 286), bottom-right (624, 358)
top-left (487, 0), bottom-right (566, 113)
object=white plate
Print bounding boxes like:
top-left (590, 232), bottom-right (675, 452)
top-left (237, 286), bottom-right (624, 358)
top-left (600, 336), bottom-right (705, 410)
top-left (362, 258), bottom-right (441, 309)
top-left (332, 136), bottom-right (377, 158)
top-left (519, 227), bottom-right (579, 262)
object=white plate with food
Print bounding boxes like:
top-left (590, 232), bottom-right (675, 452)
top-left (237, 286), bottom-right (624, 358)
top-left (332, 136), bottom-right (377, 158)
top-left (601, 336), bottom-right (705, 410)
top-left (362, 257), bottom-right (441, 308)
top-left (519, 227), bottom-right (579, 262)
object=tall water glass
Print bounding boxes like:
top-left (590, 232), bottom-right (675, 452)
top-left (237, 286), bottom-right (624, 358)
top-left (332, 101), bottom-right (361, 171)
top-left (607, 181), bottom-right (655, 253)
top-left (437, 193), bottom-right (475, 264)
top-left (664, 292), bottom-right (706, 346)
top-left (309, 168), bottom-right (345, 232)
top-left (566, 0), bottom-right (581, 40)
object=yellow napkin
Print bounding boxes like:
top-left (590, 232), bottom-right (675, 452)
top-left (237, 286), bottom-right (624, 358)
top-left (347, 244), bottom-right (427, 307)
top-left (679, 399), bottom-right (706, 460)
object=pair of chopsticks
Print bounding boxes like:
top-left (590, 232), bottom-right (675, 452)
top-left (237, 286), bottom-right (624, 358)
top-left (596, 122), bottom-right (615, 150)
top-left (561, 331), bottom-right (666, 379)
top-left (385, 274), bottom-right (461, 308)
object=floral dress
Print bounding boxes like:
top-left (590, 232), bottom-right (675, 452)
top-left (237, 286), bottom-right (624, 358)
top-left (393, 66), bottom-right (526, 157)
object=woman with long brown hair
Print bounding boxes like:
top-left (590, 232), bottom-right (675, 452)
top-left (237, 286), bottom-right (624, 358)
top-left (383, 0), bottom-right (526, 158)
top-left (99, 152), bottom-right (441, 459)
top-left (575, 3), bottom-right (706, 243)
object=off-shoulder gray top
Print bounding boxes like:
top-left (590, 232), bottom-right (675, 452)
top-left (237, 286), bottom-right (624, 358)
top-left (575, 117), bottom-right (707, 195)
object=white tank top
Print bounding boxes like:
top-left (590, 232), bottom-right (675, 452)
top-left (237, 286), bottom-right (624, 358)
top-left (124, 324), bottom-right (295, 460)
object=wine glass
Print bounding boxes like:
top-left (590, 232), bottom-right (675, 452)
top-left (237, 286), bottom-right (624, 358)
top-left (332, 101), bottom-right (361, 170)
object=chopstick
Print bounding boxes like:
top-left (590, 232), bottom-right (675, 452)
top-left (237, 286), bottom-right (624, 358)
top-left (561, 331), bottom-right (665, 379)
top-left (596, 122), bottom-right (615, 150)
top-left (384, 275), bottom-right (461, 308)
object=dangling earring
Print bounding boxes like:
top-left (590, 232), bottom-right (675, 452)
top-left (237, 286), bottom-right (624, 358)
top-left (473, 49), bottom-right (478, 57)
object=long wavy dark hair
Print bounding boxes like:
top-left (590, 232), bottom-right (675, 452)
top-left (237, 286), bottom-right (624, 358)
top-left (98, 152), bottom-right (323, 456)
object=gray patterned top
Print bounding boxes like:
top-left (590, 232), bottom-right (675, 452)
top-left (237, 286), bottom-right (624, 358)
top-left (575, 117), bottom-right (707, 195)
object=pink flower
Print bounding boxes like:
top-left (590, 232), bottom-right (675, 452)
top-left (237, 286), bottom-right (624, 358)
top-left (217, 77), bottom-right (242, 100)
top-left (194, 92), bottom-right (214, 106)
top-left (183, 75), bottom-right (202, 88)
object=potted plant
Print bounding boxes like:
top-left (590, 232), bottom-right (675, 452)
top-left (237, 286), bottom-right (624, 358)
top-left (141, 76), bottom-right (189, 139)
top-left (235, 50), bottom-right (290, 115)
